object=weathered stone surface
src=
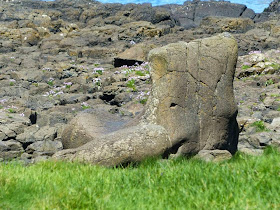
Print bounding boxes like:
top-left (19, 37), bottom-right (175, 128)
top-left (54, 124), bottom-right (171, 166)
top-left (16, 125), bottom-right (57, 143)
top-left (0, 140), bottom-right (24, 160)
top-left (61, 107), bottom-right (131, 149)
top-left (200, 17), bottom-right (254, 34)
top-left (142, 33), bottom-right (239, 155)
top-left (26, 140), bottom-right (62, 155)
top-left (271, 117), bottom-right (280, 128)
top-left (114, 43), bottom-right (156, 67)
top-left (194, 150), bottom-right (232, 162)
top-left (238, 148), bottom-right (264, 156)
top-left (161, 1), bottom-right (255, 29)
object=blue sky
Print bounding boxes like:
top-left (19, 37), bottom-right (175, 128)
top-left (96, 0), bottom-right (273, 13)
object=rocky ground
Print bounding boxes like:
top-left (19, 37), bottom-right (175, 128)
top-left (0, 0), bottom-right (279, 163)
top-left (235, 49), bottom-right (280, 155)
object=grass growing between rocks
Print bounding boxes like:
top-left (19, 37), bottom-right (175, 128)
top-left (1, 147), bottom-right (280, 209)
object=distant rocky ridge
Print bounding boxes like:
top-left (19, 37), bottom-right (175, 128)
top-left (0, 0), bottom-right (279, 164)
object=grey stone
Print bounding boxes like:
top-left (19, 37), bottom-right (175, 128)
top-left (53, 124), bottom-right (171, 166)
top-left (5, 140), bottom-right (24, 152)
top-left (26, 140), bottom-right (62, 155)
top-left (33, 126), bottom-right (57, 142)
top-left (0, 132), bottom-right (7, 141)
top-left (162, 1), bottom-right (255, 29)
top-left (16, 125), bottom-right (57, 143)
top-left (16, 125), bottom-right (40, 143)
top-left (0, 140), bottom-right (24, 160)
top-left (61, 107), bottom-right (131, 149)
top-left (0, 151), bottom-right (23, 160)
top-left (271, 117), bottom-right (280, 128)
top-left (194, 150), bottom-right (232, 162)
top-left (0, 125), bottom-right (16, 139)
top-left (0, 141), bottom-right (8, 152)
top-left (32, 155), bottom-right (49, 164)
top-left (238, 148), bottom-right (264, 156)
top-left (142, 33), bottom-right (239, 155)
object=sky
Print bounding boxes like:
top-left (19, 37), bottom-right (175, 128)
top-left (95, 0), bottom-right (273, 13)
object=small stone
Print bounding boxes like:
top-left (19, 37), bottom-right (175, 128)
top-left (194, 150), bottom-right (232, 162)
top-left (26, 140), bottom-right (63, 155)
top-left (271, 117), bottom-right (280, 128)
top-left (5, 140), bottom-right (24, 152)
top-left (0, 141), bottom-right (8, 152)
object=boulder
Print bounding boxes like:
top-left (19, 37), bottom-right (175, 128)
top-left (194, 150), bottom-right (232, 162)
top-left (114, 43), bottom-right (156, 67)
top-left (26, 140), bottom-right (63, 155)
top-left (142, 33), bottom-right (239, 155)
top-left (54, 33), bottom-right (238, 166)
top-left (16, 125), bottom-right (57, 144)
top-left (0, 140), bottom-right (24, 161)
top-left (53, 124), bottom-right (171, 166)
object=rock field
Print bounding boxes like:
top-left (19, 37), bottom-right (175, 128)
top-left (0, 0), bottom-right (279, 164)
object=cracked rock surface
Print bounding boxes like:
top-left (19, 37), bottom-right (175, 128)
top-left (143, 33), bottom-right (239, 156)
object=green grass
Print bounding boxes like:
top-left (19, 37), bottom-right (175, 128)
top-left (7, 108), bottom-right (16, 113)
top-left (265, 79), bottom-right (274, 86)
top-left (139, 98), bottom-right (148, 104)
top-left (126, 79), bottom-right (137, 91)
top-left (270, 94), bottom-right (280, 98)
top-left (135, 71), bottom-right (146, 76)
top-left (47, 81), bottom-right (54, 86)
top-left (270, 63), bottom-right (280, 70)
top-left (250, 120), bottom-right (270, 132)
top-left (241, 65), bottom-right (251, 70)
top-left (1, 148), bottom-right (280, 209)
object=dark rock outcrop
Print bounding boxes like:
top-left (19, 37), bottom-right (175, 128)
top-left (264, 0), bottom-right (280, 13)
top-left (160, 1), bottom-right (255, 29)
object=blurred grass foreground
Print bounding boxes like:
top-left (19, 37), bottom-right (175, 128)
top-left (1, 147), bottom-right (280, 209)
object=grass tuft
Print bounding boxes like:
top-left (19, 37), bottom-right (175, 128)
top-left (250, 120), bottom-right (270, 132)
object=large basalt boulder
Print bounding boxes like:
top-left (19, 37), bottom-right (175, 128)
top-left (142, 32), bottom-right (239, 155)
top-left (54, 33), bottom-right (239, 166)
